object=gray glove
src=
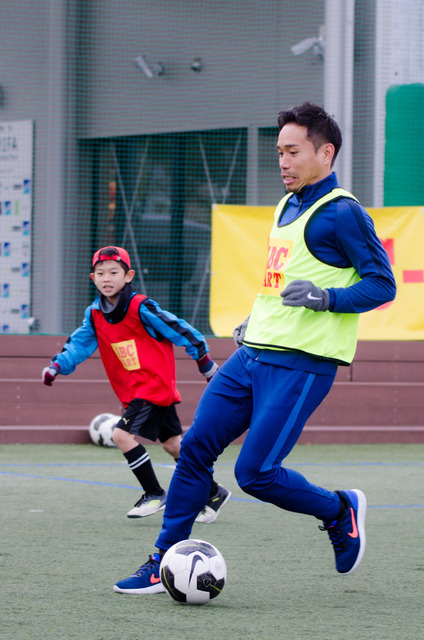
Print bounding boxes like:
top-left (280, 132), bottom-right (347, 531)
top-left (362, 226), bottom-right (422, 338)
top-left (280, 280), bottom-right (330, 312)
top-left (233, 316), bottom-right (250, 347)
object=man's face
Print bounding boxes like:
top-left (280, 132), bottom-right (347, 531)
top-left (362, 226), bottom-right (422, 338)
top-left (277, 123), bottom-right (334, 193)
top-left (90, 260), bottom-right (134, 304)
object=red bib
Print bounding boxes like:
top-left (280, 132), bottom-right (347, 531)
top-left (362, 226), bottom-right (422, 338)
top-left (92, 294), bottom-right (181, 407)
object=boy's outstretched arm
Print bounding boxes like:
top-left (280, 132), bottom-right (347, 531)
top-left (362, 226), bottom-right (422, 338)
top-left (41, 304), bottom-right (99, 385)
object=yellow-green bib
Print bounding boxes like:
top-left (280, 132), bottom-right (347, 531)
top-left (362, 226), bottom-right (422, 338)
top-left (244, 188), bottom-right (361, 365)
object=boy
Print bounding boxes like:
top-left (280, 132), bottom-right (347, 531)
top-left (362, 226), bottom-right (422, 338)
top-left (42, 246), bottom-right (231, 523)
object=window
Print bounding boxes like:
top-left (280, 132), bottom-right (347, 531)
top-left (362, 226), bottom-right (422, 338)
top-left (91, 129), bottom-right (247, 333)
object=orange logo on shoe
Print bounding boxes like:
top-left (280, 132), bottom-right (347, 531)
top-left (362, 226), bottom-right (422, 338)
top-left (347, 507), bottom-right (359, 538)
top-left (150, 574), bottom-right (161, 584)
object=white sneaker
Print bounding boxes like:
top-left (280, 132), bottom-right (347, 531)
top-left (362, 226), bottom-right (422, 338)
top-left (127, 491), bottom-right (167, 518)
top-left (195, 486), bottom-right (232, 524)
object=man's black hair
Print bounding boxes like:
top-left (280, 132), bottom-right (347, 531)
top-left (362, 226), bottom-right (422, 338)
top-left (277, 102), bottom-right (342, 164)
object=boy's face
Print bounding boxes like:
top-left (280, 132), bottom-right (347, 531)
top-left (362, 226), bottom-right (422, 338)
top-left (90, 260), bottom-right (135, 305)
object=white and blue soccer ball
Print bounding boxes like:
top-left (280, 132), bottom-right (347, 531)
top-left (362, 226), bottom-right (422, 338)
top-left (88, 413), bottom-right (120, 447)
top-left (160, 539), bottom-right (227, 605)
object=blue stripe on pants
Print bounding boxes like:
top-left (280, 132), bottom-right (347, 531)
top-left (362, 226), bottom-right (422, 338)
top-left (259, 371), bottom-right (315, 472)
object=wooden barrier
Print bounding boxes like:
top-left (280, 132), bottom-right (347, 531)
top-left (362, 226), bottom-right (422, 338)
top-left (0, 335), bottom-right (423, 445)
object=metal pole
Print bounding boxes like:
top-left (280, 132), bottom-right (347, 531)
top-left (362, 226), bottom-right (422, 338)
top-left (324, 0), bottom-right (355, 192)
top-left (43, 0), bottom-right (67, 332)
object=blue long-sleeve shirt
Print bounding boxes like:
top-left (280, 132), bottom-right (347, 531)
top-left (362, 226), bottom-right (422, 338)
top-left (278, 172), bottom-right (396, 312)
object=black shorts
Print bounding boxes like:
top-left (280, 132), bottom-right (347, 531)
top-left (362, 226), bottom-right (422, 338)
top-left (116, 399), bottom-right (183, 443)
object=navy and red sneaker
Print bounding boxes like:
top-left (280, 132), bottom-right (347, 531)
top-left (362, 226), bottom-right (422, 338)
top-left (113, 554), bottom-right (165, 594)
top-left (320, 489), bottom-right (367, 574)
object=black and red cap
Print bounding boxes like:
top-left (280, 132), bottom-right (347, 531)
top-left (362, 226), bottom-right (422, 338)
top-left (92, 246), bottom-right (131, 270)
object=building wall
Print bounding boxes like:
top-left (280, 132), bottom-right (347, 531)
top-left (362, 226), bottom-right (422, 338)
top-left (352, 0), bottom-right (377, 206)
top-left (0, 1), bottom-right (55, 331)
top-left (76, 0), bottom-right (324, 138)
top-left (0, 0), bottom-right (383, 334)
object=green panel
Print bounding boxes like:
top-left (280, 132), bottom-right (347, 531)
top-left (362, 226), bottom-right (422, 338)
top-left (384, 83), bottom-right (424, 206)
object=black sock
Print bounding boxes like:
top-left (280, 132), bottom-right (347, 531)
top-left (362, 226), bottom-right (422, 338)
top-left (335, 491), bottom-right (348, 520)
top-left (209, 479), bottom-right (219, 499)
top-left (124, 444), bottom-right (163, 496)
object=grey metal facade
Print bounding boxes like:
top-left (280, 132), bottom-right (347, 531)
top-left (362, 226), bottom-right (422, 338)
top-left (0, 0), bottom-right (380, 334)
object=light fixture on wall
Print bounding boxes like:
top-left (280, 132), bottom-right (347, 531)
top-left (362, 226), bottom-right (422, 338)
top-left (133, 55), bottom-right (165, 78)
top-left (190, 57), bottom-right (203, 72)
top-left (291, 36), bottom-right (324, 59)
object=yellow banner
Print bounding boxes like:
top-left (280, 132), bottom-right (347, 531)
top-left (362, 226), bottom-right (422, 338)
top-left (210, 204), bottom-right (424, 340)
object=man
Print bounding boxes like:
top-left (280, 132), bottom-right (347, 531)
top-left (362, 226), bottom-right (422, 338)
top-left (113, 102), bottom-right (396, 594)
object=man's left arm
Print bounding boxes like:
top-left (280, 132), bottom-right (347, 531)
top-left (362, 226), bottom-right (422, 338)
top-left (328, 200), bottom-right (396, 313)
top-left (282, 199), bottom-right (396, 313)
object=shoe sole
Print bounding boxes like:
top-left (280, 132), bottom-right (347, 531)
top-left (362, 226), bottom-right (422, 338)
top-left (195, 490), bottom-right (232, 524)
top-left (127, 504), bottom-right (166, 518)
top-left (113, 583), bottom-right (166, 594)
top-left (344, 488), bottom-right (367, 575)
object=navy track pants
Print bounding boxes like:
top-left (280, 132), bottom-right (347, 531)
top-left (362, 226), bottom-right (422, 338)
top-left (156, 347), bottom-right (341, 551)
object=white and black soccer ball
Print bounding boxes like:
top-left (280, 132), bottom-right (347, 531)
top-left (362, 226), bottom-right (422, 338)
top-left (160, 539), bottom-right (226, 605)
top-left (88, 413), bottom-right (120, 447)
